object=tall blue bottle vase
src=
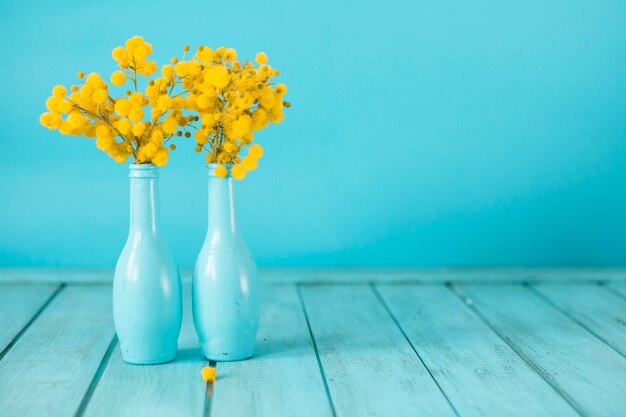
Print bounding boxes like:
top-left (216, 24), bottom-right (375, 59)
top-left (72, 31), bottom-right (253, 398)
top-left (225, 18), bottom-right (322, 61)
top-left (192, 164), bottom-right (260, 361)
top-left (113, 164), bottom-right (182, 365)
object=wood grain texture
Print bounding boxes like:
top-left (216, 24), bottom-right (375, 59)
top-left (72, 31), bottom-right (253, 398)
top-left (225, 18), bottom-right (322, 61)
top-left (82, 284), bottom-right (207, 417)
top-left (0, 286), bottom-right (114, 417)
top-left (0, 268), bottom-right (115, 284)
top-left (532, 284), bottom-right (626, 356)
top-left (2, 267), bottom-right (626, 285)
top-left (608, 283), bottom-right (626, 298)
top-left (0, 284), bottom-right (59, 354)
top-left (376, 284), bottom-right (578, 417)
top-left (211, 285), bottom-right (333, 417)
top-left (458, 285), bottom-right (626, 417)
top-left (261, 268), bottom-right (626, 284)
top-left (300, 285), bottom-right (457, 417)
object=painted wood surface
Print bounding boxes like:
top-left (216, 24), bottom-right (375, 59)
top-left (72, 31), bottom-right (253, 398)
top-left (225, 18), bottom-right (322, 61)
top-left (2, 270), bottom-right (626, 417)
top-left (457, 285), bottom-right (626, 417)
top-left (300, 285), bottom-right (457, 417)
top-left (0, 286), bottom-right (115, 417)
top-left (82, 285), bottom-right (207, 417)
top-left (376, 284), bottom-right (578, 417)
top-left (211, 285), bottom-right (333, 417)
top-left (532, 284), bottom-right (626, 356)
top-left (2, 267), bottom-right (626, 285)
top-left (608, 282), bottom-right (626, 298)
top-left (0, 284), bottom-right (59, 355)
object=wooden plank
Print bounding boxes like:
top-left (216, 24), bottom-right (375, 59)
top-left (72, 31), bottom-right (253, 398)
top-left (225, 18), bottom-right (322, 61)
top-left (261, 268), bottom-right (626, 284)
top-left (376, 284), bottom-right (578, 417)
top-left (0, 284), bottom-right (60, 354)
top-left (0, 268), bottom-right (115, 284)
top-left (0, 286), bottom-right (115, 417)
top-left (457, 285), bottom-right (626, 417)
top-left (532, 284), bottom-right (626, 356)
top-left (300, 285), bottom-right (457, 417)
top-left (82, 285), bottom-right (206, 417)
top-left (211, 285), bottom-right (333, 417)
top-left (0, 268), bottom-right (190, 285)
top-left (608, 283), bottom-right (626, 298)
top-left (2, 267), bottom-right (626, 285)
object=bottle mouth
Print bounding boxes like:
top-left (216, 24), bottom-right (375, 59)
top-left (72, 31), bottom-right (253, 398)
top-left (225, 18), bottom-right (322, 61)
top-left (129, 163), bottom-right (159, 178)
top-left (207, 163), bottom-right (233, 178)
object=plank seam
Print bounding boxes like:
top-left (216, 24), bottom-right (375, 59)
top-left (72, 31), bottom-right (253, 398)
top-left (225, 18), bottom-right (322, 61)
top-left (296, 284), bottom-right (338, 417)
top-left (74, 335), bottom-right (118, 417)
top-left (0, 283), bottom-right (65, 362)
top-left (289, 279), bottom-right (616, 287)
top-left (526, 284), bottom-right (626, 359)
top-left (204, 360), bottom-right (217, 417)
top-left (448, 284), bottom-right (586, 417)
top-left (370, 284), bottom-right (462, 417)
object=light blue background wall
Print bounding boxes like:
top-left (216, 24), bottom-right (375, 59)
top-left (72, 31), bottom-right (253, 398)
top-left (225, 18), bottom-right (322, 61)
top-left (1, 0), bottom-right (626, 267)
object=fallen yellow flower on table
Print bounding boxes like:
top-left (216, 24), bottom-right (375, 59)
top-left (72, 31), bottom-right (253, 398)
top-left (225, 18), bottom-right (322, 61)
top-left (201, 366), bottom-right (218, 382)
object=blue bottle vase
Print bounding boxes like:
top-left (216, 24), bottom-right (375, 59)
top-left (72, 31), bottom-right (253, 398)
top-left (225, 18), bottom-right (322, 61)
top-left (192, 164), bottom-right (260, 361)
top-left (113, 164), bottom-right (182, 365)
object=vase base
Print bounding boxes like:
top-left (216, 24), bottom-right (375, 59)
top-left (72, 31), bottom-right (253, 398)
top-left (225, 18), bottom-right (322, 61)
top-left (121, 351), bottom-right (177, 365)
top-left (201, 348), bottom-right (255, 362)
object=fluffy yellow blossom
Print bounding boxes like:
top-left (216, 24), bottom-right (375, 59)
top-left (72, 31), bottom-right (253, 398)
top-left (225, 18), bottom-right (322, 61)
top-left (112, 47), bottom-right (127, 62)
top-left (196, 47), bottom-right (215, 63)
top-left (162, 64), bottom-right (175, 79)
top-left (139, 60), bottom-right (158, 76)
top-left (129, 92), bottom-right (145, 107)
top-left (223, 141), bottom-right (238, 154)
top-left (151, 129), bottom-right (164, 142)
top-left (96, 125), bottom-right (112, 139)
top-left (161, 117), bottom-right (178, 135)
top-left (203, 66), bottom-right (230, 89)
top-left (231, 163), bottom-right (247, 180)
top-left (114, 118), bottom-right (132, 136)
top-left (115, 98), bottom-right (131, 116)
top-left (92, 88), bottom-right (109, 105)
top-left (57, 99), bottom-right (73, 114)
top-left (152, 148), bottom-right (169, 166)
top-left (157, 95), bottom-right (174, 111)
top-left (39, 112), bottom-right (53, 128)
top-left (255, 52), bottom-right (268, 65)
top-left (248, 144), bottom-right (264, 159)
top-left (251, 108), bottom-right (268, 130)
top-left (228, 115), bottom-right (252, 139)
top-left (201, 367), bottom-right (218, 382)
top-left (145, 84), bottom-right (159, 98)
top-left (137, 142), bottom-right (158, 162)
top-left (86, 73), bottom-right (105, 89)
top-left (111, 71), bottom-right (126, 86)
top-left (52, 85), bottom-right (67, 98)
top-left (242, 155), bottom-right (258, 171)
top-left (46, 96), bottom-right (59, 112)
top-left (132, 122), bottom-right (146, 137)
top-left (214, 165), bottom-right (228, 178)
top-left (128, 106), bottom-right (144, 123)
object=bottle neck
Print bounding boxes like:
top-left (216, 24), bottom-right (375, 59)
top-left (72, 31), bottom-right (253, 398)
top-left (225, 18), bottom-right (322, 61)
top-left (129, 165), bottom-right (160, 235)
top-left (208, 176), bottom-right (237, 235)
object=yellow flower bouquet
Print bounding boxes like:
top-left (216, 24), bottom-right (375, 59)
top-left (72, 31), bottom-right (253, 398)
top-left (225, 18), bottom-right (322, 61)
top-left (175, 47), bottom-right (289, 179)
top-left (40, 36), bottom-right (289, 178)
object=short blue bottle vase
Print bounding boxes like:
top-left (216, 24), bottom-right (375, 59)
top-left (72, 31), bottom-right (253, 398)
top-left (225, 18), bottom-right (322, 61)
top-left (113, 164), bottom-right (182, 365)
top-left (192, 164), bottom-right (260, 361)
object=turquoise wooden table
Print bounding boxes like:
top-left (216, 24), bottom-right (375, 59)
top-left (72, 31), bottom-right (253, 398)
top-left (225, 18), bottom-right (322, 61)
top-left (1, 268), bottom-right (625, 417)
